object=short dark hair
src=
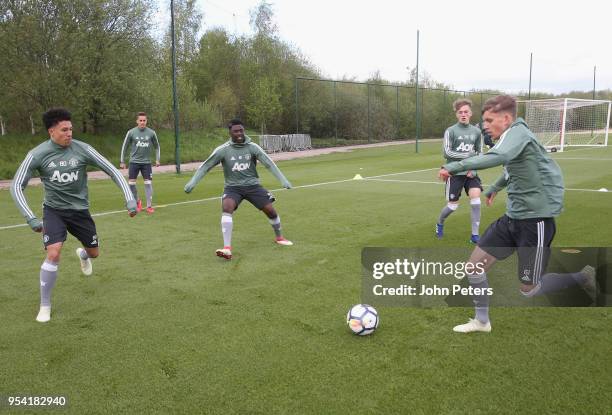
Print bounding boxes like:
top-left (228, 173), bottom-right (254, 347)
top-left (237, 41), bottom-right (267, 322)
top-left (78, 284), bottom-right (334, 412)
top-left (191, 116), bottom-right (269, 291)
top-left (137, 112), bottom-right (147, 118)
top-left (43, 108), bottom-right (71, 130)
top-left (453, 99), bottom-right (473, 112)
top-left (482, 95), bottom-right (517, 118)
top-left (228, 118), bottom-right (243, 129)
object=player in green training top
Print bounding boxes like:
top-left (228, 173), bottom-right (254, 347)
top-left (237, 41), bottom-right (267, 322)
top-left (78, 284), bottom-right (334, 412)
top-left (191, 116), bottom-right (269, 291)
top-left (436, 99), bottom-right (483, 243)
top-left (439, 95), bottom-right (595, 333)
top-left (184, 119), bottom-right (293, 260)
top-left (120, 112), bottom-right (160, 214)
top-left (10, 108), bottom-right (137, 323)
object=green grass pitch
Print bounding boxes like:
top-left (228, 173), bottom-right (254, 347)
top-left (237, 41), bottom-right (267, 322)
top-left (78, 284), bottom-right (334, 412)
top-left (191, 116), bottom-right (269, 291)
top-left (1, 142), bottom-right (611, 414)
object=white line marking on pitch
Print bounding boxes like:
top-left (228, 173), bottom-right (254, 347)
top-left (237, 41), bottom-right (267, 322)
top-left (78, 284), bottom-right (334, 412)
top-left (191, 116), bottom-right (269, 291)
top-left (364, 177), bottom-right (612, 193)
top-left (2, 166), bottom-right (609, 231)
top-left (1, 168), bottom-right (439, 230)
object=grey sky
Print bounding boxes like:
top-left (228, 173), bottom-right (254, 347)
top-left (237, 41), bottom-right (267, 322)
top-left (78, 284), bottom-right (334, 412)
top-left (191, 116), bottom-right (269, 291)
top-left (157, 0), bottom-right (611, 94)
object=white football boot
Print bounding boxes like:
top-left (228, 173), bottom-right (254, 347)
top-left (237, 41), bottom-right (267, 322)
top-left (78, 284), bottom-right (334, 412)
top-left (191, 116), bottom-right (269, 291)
top-left (36, 306), bottom-right (51, 323)
top-left (275, 237), bottom-right (293, 246)
top-left (453, 318), bottom-right (491, 333)
top-left (76, 248), bottom-right (93, 276)
top-left (216, 247), bottom-right (232, 260)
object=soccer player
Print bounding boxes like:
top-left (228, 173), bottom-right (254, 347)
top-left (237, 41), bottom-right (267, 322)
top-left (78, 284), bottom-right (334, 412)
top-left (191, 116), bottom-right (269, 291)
top-left (120, 112), bottom-right (160, 214)
top-left (10, 108), bottom-right (137, 323)
top-left (439, 95), bottom-right (595, 333)
top-left (184, 119), bottom-right (293, 260)
top-left (436, 99), bottom-right (483, 243)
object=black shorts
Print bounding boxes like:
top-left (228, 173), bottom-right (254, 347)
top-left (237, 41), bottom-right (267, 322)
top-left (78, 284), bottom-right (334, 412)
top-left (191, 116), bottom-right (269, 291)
top-left (128, 163), bottom-right (153, 180)
top-left (222, 185), bottom-right (275, 210)
top-left (479, 215), bottom-right (556, 285)
top-left (445, 175), bottom-right (482, 202)
top-left (42, 205), bottom-right (99, 248)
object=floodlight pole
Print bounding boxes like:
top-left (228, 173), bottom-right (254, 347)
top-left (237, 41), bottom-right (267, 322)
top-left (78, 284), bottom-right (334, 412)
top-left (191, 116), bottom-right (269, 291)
top-left (415, 30), bottom-right (420, 153)
top-left (528, 52), bottom-right (533, 100)
top-left (592, 65), bottom-right (596, 137)
top-left (334, 80), bottom-right (338, 143)
top-left (295, 76), bottom-right (299, 134)
top-left (593, 65), bottom-right (596, 100)
top-left (170, 0), bottom-right (181, 174)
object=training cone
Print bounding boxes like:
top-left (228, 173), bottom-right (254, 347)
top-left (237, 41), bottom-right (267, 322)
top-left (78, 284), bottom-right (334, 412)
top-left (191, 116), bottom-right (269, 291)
top-left (353, 174), bottom-right (364, 180)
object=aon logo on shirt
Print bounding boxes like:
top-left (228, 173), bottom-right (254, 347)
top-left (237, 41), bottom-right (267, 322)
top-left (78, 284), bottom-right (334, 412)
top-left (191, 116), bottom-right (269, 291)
top-left (456, 142), bottom-right (474, 152)
top-left (232, 162), bottom-right (250, 172)
top-left (136, 141), bottom-right (150, 147)
top-left (50, 170), bottom-right (79, 183)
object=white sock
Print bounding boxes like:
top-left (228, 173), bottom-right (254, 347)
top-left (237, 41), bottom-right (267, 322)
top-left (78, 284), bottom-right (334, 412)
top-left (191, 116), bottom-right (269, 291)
top-left (221, 213), bottom-right (233, 247)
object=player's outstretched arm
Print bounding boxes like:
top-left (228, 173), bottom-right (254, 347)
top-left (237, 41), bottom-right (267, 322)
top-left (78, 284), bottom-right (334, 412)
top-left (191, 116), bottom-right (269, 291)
top-left (120, 130), bottom-right (131, 169)
top-left (10, 152), bottom-right (43, 231)
top-left (253, 144), bottom-right (292, 188)
top-left (184, 149), bottom-right (224, 193)
top-left (153, 131), bottom-right (161, 166)
top-left (447, 127), bottom-right (530, 174)
top-left (84, 144), bottom-right (136, 215)
top-left (444, 151), bottom-right (506, 175)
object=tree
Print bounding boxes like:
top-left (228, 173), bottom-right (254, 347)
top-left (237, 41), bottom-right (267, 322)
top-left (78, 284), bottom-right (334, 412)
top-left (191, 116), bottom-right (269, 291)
top-left (189, 28), bottom-right (239, 102)
top-left (0, 0), bottom-right (159, 133)
top-left (209, 82), bottom-right (239, 126)
top-left (249, 0), bottom-right (277, 37)
top-left (164, 0), bottom-right (202, 71)
top-left (246, 77), bottom-right (282, 134)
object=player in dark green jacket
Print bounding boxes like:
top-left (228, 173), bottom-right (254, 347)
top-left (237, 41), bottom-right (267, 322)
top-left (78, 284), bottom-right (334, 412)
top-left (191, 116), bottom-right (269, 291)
top-left (120, 112), bottom-right (160, 214)
top-left (10, 108), bottom-right (137, 323)
top-left (184, 119), bottom-right (293, 259)
top-left (439, 95), bottom-right (595, 333)
top-left (436, 99), bottom-right (483, 243)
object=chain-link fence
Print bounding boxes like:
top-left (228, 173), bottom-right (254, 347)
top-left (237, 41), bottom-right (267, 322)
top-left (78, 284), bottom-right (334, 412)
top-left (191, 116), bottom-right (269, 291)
top-left (295, 77), bottom-right (530, 147)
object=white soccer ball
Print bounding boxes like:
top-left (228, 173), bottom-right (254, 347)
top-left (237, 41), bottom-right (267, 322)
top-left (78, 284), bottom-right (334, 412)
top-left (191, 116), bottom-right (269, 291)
top-left (346, 304), bottom-right (379, 336)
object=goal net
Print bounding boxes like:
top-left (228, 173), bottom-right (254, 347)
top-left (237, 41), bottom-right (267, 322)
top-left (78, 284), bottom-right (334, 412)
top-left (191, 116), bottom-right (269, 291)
top-left (519, 98), bottom-right (611, 152)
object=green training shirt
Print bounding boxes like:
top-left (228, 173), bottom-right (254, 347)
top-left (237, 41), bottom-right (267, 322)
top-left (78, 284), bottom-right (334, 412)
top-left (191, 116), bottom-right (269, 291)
top-left (120, 127), bottom-right (160, 164)
top-left (443, 122), bottom-right (482, 176)
top-left (443, 118), bottom-right (564, 220)
top-left (185, 135), bottom-right (291, 189)
top-left (11, 139), bottom-right (134, 222)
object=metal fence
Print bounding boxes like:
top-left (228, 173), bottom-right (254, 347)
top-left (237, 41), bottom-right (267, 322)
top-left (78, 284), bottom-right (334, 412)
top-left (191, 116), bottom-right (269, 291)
top-left (259, 134), bottom-right (312, 153)
top-left (295, 77), bottom-right (530, 147)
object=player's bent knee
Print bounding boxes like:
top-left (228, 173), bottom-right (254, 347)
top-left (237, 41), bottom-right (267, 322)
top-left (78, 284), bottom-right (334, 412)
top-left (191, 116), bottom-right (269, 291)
top-left (46, 251), bottom-right (61, 263)
top-left (447, 203), bottom-right (459, 210)
top-left (46, 243), bottom-right (62, 262)
top-left (262, 204), bottom-right (277, 217)
top-left (46, 252), bottom-right (61, 263)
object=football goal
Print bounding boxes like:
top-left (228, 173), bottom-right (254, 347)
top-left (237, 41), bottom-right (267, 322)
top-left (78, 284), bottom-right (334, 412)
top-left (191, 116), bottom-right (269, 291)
top-left (519, 98), bottom-right (611, 152)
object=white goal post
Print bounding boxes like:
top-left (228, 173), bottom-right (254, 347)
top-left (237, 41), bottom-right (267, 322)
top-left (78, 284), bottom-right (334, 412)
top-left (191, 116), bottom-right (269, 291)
top-left (518, 98), bottom-right (611, 152)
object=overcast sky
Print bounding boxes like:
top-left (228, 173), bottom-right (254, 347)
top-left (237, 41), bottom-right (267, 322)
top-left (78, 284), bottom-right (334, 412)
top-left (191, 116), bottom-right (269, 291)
top-left (157, 0), bottom-right (611, 94)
